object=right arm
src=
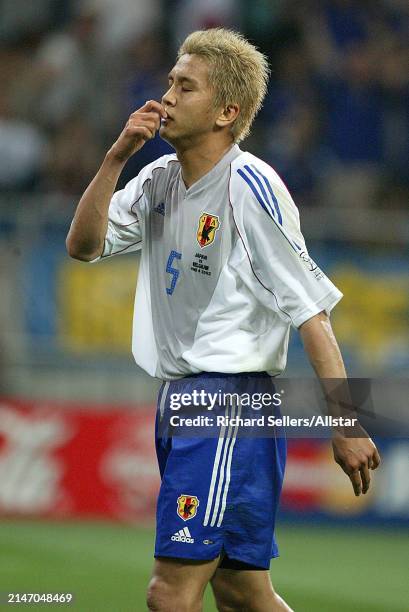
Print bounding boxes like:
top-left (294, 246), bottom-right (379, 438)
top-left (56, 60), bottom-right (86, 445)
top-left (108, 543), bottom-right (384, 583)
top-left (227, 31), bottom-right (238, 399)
top-left (66, 100), bottom-right (167, 261)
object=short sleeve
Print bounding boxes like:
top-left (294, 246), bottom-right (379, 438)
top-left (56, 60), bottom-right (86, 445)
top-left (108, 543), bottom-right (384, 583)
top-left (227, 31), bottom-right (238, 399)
top-left (100, 178), bottom-right (144, 259)
top-left (231, 158), bottom-right (342, 328)
top-left (91, 163), bottom-right (155, 263)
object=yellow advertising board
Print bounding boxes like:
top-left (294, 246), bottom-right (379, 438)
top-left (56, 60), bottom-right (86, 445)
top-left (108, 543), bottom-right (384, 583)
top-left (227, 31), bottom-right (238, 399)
top-left (332, 266), bottom-right (409, 368)
top-left (58, 258), bottom-right (139, 354)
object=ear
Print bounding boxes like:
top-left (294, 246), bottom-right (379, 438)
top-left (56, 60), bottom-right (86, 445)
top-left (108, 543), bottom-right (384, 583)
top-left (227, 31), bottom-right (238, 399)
top-left (215, 104), bottom-right (240, 129)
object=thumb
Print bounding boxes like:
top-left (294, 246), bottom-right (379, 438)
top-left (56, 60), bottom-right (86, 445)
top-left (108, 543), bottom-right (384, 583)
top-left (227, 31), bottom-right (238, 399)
top-left (140, 99), bottom-right (167, 118)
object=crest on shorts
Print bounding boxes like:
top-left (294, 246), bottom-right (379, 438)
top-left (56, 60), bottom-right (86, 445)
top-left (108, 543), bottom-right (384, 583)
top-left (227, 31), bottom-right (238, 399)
top-left (177, 494), bottom-right (199, 521)
top-left (197, 213), bottom-right (220, 248)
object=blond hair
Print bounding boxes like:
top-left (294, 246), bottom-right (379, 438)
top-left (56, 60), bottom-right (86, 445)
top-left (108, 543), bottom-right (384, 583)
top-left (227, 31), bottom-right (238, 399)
top-left (178, 28), bottom-right (269, 143)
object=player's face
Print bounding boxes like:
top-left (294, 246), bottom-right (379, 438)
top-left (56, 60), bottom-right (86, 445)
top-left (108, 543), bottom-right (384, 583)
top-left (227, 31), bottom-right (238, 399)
top-left (160, 54), bottom-right (221, 146)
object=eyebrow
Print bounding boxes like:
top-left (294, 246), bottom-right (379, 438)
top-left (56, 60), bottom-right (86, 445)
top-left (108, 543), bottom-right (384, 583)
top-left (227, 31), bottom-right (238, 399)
top-left (167, 73), bottom-right (198, 86)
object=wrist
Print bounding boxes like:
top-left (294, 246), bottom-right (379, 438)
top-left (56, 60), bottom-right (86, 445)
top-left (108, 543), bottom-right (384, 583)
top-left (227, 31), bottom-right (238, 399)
top-left (105, 148), bottom-right (129, 167)
top-left (331, 428), bottom-right (347, 440)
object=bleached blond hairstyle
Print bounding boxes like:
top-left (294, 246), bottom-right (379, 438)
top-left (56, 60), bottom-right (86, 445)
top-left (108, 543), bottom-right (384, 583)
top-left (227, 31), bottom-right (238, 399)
top-left (178, 28), bottom-right (269, 143)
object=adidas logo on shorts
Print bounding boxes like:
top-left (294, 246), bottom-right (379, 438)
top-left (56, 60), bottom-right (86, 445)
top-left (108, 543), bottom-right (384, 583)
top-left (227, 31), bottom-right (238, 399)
top-left (171, 527), bottom-right (194, 544)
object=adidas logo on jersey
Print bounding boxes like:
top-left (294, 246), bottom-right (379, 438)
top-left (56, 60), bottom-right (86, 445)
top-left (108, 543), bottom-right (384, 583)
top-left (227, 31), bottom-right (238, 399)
top-left (154, 202), bottom-right (165, 216)
top-left (171, 527), bottom-right (194, 544)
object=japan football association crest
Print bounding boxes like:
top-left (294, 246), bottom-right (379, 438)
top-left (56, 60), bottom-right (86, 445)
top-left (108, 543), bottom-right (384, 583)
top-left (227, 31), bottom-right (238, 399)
top-left (177, 494), bottom-right (199, 521)
top-left (196, 213), bottom-right (220, 248)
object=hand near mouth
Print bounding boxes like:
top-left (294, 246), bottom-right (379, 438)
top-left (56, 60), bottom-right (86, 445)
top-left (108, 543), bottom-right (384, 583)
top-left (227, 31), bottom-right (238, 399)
top-left (109, 100), bottom-right (167, 162)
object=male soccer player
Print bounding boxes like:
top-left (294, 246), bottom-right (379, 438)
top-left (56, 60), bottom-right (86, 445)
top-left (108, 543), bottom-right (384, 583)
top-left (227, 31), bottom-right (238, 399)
top-left (67, 28), bottom-right (380, 612)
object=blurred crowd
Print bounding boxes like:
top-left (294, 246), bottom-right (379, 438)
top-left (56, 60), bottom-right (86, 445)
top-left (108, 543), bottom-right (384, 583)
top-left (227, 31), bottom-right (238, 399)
top-left (0, 0), bottom-right (408, 209)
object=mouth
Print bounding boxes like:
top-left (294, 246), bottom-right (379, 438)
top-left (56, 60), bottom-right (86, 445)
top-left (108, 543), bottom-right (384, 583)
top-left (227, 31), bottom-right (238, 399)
top-left (161, 115), bottom-right (174, 126)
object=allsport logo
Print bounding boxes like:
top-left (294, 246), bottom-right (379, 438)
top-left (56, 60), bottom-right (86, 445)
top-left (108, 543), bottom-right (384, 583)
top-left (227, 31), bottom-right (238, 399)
top-left (171, 527), bottom-right (194, 544)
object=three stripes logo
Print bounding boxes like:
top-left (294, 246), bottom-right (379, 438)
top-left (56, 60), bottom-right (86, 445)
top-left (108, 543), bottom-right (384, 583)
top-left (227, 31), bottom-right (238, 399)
top-left (237, 164), bottom-right (283, 226)
top-left (203, 400), bottom-right (241, 528)
top-left (171, 527), bottom-right (194, 544)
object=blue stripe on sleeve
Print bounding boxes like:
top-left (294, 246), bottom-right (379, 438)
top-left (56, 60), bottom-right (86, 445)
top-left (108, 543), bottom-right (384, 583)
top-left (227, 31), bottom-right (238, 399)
top-left (251, 165), bottom-right (283, 225)
top-left (237, 165), bottom-right (300, 256)
top-left (243, 165), bottom-right (276, 220)
top-left (237, 169), bottom-right (273, 219)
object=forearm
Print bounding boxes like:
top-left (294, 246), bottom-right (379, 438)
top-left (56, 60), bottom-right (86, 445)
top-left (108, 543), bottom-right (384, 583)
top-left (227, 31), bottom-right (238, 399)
top-left (299, 311), bottom-right (346, 379)
top-left (300, 311), bottom-right (353, 424)
top-left (66, 100), bottom-right (165, 261)
top-left (66, 151), bottom-right (126, 261)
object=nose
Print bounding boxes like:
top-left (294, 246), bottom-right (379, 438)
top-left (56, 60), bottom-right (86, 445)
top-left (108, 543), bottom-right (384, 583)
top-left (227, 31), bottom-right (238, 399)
top-left (162, 84), bottom-right (176, 108)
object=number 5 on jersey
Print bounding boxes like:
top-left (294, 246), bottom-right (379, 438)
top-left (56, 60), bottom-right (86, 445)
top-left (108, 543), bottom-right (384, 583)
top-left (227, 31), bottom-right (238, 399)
top-left (166, 250), bottom-right (182, 295)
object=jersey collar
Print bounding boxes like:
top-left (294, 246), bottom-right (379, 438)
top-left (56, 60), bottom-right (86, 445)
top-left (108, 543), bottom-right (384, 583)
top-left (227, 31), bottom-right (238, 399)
top-left (179, 144), bottom-right (242, 198)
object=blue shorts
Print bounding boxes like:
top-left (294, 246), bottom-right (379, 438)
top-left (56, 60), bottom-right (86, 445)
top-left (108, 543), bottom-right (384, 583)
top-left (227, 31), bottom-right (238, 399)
top-left (154, 372), bottom-right (286, 570)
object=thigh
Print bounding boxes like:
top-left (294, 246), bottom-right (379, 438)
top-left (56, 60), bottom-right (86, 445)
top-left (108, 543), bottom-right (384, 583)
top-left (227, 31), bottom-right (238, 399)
top-left (150, 555), bottom-right (220, 601)
top-left (211, 567), bottom-right (293, 612)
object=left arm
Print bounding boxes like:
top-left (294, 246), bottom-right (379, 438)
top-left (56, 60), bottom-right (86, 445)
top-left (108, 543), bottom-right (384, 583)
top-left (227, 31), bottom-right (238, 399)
top-left (230, 160), bottom-right (381, 494)
top-left (299, 311), bottom-right (381, 496)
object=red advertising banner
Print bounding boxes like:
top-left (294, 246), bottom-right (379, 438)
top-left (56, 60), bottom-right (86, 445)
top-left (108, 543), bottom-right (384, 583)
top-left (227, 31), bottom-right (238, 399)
top-left (0, 398), bottom-right (160, 522)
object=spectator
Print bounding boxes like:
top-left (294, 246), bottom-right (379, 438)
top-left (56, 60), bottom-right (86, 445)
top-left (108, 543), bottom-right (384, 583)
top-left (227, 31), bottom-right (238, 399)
top-left (14, 4), bottom-right (112, 132)
top-left (45, 114), bottom-right (103, 195)
top-left (170, 0), bottom-right (238, 50)
top-left (81, 0), bottom-right (162, 53)
top-left (0, 0), bottom-right (72, 44)
top-left (0, 90), bottom-right (47, 191)
top-left (258, 22), bottom-right (320, 206)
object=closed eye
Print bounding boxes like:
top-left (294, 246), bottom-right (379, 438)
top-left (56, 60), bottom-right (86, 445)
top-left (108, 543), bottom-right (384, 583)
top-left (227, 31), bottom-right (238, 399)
top-left (167, 72), bottom-right (196, 92)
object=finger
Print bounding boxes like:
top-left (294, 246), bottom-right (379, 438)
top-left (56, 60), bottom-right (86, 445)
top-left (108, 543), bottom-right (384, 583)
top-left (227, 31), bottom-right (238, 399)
top-left (371, 448), bottom-right (381, 470)
top-left (124, 124), bottom-right (153, 141)
top-left (129, 118), bottom-right (158, 133)
top-left (134, 113), bottom-right (162, 130)
top-left (349, 470), bottom-right (362, 496)
top-left (131, 112), bottom-right (161, 123)
top-left (131, 126), bottom-right (155, 141)
top-left (145, 99), bottom-right (167, 118)
top-left (143, 113), bottom-right (161, 130)
top-left (130, 113), bottom-right (161, 132)
top-left (138, 99), bottom-right (167, 118)
top-left (360, 463), bottom-right (371, 494)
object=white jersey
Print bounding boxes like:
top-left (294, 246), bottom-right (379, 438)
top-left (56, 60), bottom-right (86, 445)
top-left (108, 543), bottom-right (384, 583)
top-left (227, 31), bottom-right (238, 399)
top-left (94, 145), bottom-right (342, 380)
